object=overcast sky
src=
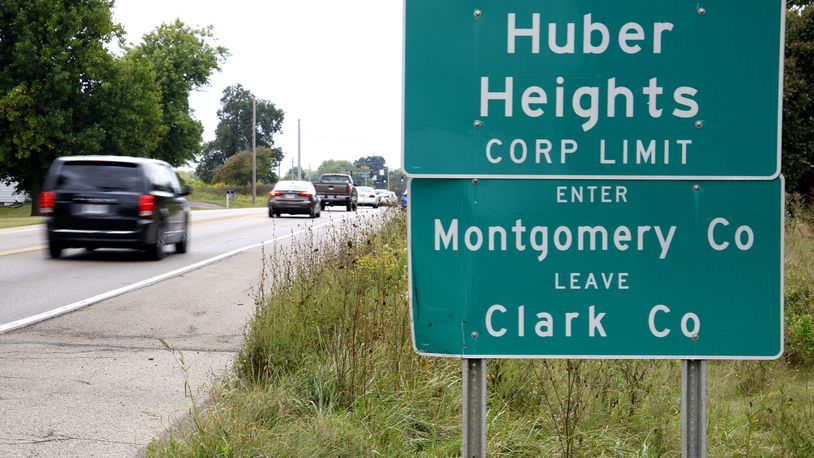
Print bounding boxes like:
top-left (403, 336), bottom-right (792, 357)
top-left (112, 0), bottom-right (403, 173)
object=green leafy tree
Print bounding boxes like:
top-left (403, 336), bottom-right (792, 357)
top-left (129, 20), bottom-right (228, 168)
top-left (0, 0), bottom-right (119, 214)
top-left (353, 155), bottom-right (386, 175)
top-left (783, 5), bottom-right (814, 195)
top-left (91, 54), bottom-right (166, 157)
top-left (316, 160), bottom-right (354, 177)
top-left (211, 147), bottom-right (280, 186)
top-left (197, 84), bottom-right (284, 182)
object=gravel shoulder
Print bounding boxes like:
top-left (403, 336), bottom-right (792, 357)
top-left (0, 247), bottom-right (264, 457)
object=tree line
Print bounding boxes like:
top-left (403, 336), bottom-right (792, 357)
top-left (0, 1), bottom-right (230, 214)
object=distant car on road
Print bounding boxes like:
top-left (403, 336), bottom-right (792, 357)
top-left (356, 186), bottom-right (380, 208)
top-left (41, 155), bottom-right (190, 260)
top-left (268, 180), bottom-right (321, 218)
top-left (314, 173), bottom-right (357, 211)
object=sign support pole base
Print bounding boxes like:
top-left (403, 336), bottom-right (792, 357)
top-left (681, 359), bottom-right (708, 458)
top-left (462, 358), bottom-right (487, 457)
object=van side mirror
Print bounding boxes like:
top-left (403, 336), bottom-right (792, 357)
top-left (180, 186), bottom-right (191, 197)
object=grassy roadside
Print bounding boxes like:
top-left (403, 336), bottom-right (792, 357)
top-left (0, 205), bottom-right (42, 229)
top-left (148, 205), bottom-right (814, 456)
top-left (187, 186), bottom-right (268, 209)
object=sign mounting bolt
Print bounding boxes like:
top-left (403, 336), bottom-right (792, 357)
top-left (692, 334), bottom-right (700, 341)
top-left (472, 178), bottom-right (479, 185)
top-left (694, 184), bottom-right (700, 191)
top-left (695, 120), bottom-right (704, 128)
top-left (473, 120), bottom-right (483, 129)
top-left (473, 9), bottom-right (482, 19)
top-left (471, 331), bottom-right (478, 339)
top-left (697, 7), bottom-right (706, 16)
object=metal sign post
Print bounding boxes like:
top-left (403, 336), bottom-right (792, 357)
top-left (462, 358), bottom-right (487, 457)
top-left (681, 360), bottom-right (708, 458)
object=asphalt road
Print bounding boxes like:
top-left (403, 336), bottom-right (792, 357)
top-left (0, 206), bottom-right (368, 329)
top-left (0, 205), bottom-right (384, 457)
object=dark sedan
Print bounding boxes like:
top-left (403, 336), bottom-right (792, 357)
top-left (268, 180), bottom-right (322, 218)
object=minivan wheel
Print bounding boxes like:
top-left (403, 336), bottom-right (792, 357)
top-left (175, 226), bottom-right (189, 254)
top-left (268, 208), bottom-right (274, 218)
top-left (48, 243), bottom-right (62, 259)
top-left (150, 224), bottom-right (166, 260)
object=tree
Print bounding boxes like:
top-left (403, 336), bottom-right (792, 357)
top-left (91, 54), bottom-right (166, 157)
top-left (0, 0), bottom-right (119, 215)
top-left (129, 20), bottom-right (227, 168)
top-left (197, 84), bottom-right (284, 182)
top-left (316, 160), bottom-right (354, 177)
top-left (353, 155), bottom-right (386, 175)
top-left (211, 147), bottom-right (281, 186)
top-left (783, 5), bottom-right (814, 195)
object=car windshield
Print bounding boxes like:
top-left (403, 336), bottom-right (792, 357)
top-left (55, 162), bottom-right (143, 192)
top-left (375, 190), bottom-right (388, 195)
top-left (357, 186), bottom-right (373, 193)
top-left (320, 175), bottom-right (349, 183)
top-left (273, 181), bottom-right (313, 192)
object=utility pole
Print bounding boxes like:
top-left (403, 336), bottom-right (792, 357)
top-left (252, 96), bottom-right (257, 205)
top-left (297, 119), bottom-right (302, 180)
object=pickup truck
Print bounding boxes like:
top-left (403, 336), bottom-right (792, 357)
top-left (314, 173), bottom-right (358, 211)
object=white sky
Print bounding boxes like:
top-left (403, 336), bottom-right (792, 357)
top-left (112, 0), bottom-right (403, 173)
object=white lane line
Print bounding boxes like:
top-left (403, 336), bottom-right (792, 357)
top-left (0, 225), bottom-right (42, 235)
top-left (0, 214), bottom-right (354, 335)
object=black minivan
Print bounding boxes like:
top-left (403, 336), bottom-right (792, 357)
top-left (40, 156), bottom-right (190, 260)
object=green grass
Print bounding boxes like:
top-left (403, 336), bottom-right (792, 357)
top-left (147, 204), bottom-right (814, 457)
top-left (0, 204), bottom-right (42, 229)
top-left (187, 186), bottom-right (268, 209)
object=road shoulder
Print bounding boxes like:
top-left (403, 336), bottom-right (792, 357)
top-left (0, 247), bottom-right (263, 457)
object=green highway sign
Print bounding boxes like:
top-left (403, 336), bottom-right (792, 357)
top-left (404, 0), bottom-right (784, 178)
top-left (408, 178), bottom-right (783, 358)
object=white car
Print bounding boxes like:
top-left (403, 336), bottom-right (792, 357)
top-left (356, 186), bottom-right (380, 208)
top-left (375, 189), bottom-right (397, 206)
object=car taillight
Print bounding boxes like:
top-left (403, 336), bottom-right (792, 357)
top-left (297, 192), bottom-right (313, 198)
top-left (346, 183), bottom-right (350, 193)
top-left (39, 192), bottom-right (55, 215)
top-left (139, 194), bottom-right (155, 217)
top-left (269, 191), bottom-right (282, 197)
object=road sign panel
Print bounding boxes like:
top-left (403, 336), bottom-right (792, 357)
top-left (408, 178), bottom-right (783, 358)
top-left (404, 1), bottom-right (784, 178)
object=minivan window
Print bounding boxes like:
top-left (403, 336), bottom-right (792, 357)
top-left (55, 162), bottom-right (143, 192)
top-left (165, 166), bottom-right (182, 194)
top-left (145, 164), bottom-right (171, 192)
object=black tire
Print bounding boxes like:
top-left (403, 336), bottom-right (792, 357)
top-left (373, 203), bottom-right (379, 209)
top-left (316, 206), bottom-right (321, 218)
top-left (269, 209), bottom-right (274, 218)
top-left (352, 201), bottom-right (358, 211)
top-left (149, 223), bottom-right (166, 261)
top-left (321, 201), bottom-right (327, 211)
top-left (346, 200), bottom-right (352, 211)
top-left (175, 224), bottom-right (189, 254)
top-left (309, 205), bottom-right (316, 218)
top-left (48, 243), bottom-right (62, 259)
